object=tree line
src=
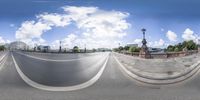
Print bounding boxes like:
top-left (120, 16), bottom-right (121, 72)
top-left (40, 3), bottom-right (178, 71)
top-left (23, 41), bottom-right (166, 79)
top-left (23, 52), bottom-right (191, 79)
top-left (113, 46), bottom-right (141, 53)
top-left (113, 40), bottom-right (199, 53)
top-left (167, 40), bottom-right (198, 52)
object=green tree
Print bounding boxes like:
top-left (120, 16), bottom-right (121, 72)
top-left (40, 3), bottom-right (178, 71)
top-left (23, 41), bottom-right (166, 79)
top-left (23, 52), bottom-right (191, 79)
top-left (182, 41), bottom-right (187, 49)
top-left (92, 48), bottom-right (96, 52)
top-left (123, 46), bottom-right (130, 51)
top-left (0, 45), bottom-right (5, 51)
top-left (167, 45), bottom-right (174, 52)
top-left (129, 47), bottom-right (140, 52)
top-left (64, 48), bottom-right (67, 53)
top-left (174, 47), bottom-right (179, 52)
top-left (166, 40), bottom-right (198, 52)
top-left (113, 48), bottom-right (119, 52)
top-left (186, 40), bottom-right (198, 50)
top-left (118, 46), bottom-right (123, 51)
top-left (176, 43), bottom-right (183, 51)
top-left (73, 46), bottom-right (80, 53)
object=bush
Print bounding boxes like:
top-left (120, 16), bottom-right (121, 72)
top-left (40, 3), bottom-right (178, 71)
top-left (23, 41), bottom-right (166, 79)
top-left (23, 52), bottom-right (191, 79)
top-left (167, 40), bottom-right (198, 52)
top-left (92, 48), bottom-right (96, 52)
top-left (167, 45), bottom-right (174, 52)
top-left (118, 46), bottom-right (123, 51)
top-left (129, 47), bottom-right (140, 52)
top-left (186, 40), bottom-right (198, 50)
top-left (0, 45), bottom-right (5, 51)
top-left (113, 48), bottom-right (119, 52)
top-left (174, 47), bottom-right (179, 52)
top-left (73, 46), bottom-right (80, 53)
top-left (123, 46), bottom-right (130, 51)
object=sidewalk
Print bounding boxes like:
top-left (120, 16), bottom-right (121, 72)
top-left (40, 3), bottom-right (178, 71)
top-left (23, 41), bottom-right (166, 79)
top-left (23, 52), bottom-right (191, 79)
top-left (113, 52), bottom-right (200, 84)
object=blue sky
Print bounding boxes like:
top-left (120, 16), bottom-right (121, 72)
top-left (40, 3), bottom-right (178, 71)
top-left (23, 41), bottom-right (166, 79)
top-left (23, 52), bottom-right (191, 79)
top-left (0, 0), bottom-right (200, 49)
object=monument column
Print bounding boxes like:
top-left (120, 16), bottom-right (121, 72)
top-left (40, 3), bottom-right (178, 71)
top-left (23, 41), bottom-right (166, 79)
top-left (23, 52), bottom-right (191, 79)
top-left (139, 28), bottom-right (151, 58)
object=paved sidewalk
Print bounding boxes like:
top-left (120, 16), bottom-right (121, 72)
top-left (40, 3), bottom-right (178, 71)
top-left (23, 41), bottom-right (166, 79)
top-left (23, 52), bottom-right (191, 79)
top-left (114, 52), bottom-right (200, 80)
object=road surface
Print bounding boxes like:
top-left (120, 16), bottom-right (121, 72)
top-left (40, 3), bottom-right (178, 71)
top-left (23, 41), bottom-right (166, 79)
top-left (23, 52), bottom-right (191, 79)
top-left (0, 52), bottom-right (199, 100)
top-left (12, 51), bottom-right (109, 86)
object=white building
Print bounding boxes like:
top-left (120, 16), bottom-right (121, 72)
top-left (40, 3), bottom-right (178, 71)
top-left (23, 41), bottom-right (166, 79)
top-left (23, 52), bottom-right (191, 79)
top-left (9, 41), bottom-right (28, 50)
top-left (126, 43), bottom-right (138, 47)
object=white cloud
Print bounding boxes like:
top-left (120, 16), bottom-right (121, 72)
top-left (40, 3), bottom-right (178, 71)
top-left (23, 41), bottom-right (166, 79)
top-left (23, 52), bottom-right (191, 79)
top-left (0, 37), bottom-right (5, 44)
top-left (59, 6), bottom-right (130, 49)
top-left (182, 28), bottom-right (199, 43)
top-left (16, 21), bottom-right (51, 39)
top-left (16, 13), bottom-right (71, 47)
top-left (0, 36), bottom-right (10, 45)
top-left (37, 13), bottom-right (71, 27)
top-left (133, 39), bottom-right (142, 44)
top-left (51, 33), bottom-right (123, 49)
top-left (15, 21), bottom-right (51, 46)
top-left (182, 28), bottom-right (195, 40)
top-left (51, 34), bottom-right (78, 49)
top-left (63, 6), bottom-right (130, 40)
top-left (166, 30), bottom-right (177, 42)
top-left (16, 6), bottom-right (130, 49)
top-left (149, 39), bottom-right (165, 47)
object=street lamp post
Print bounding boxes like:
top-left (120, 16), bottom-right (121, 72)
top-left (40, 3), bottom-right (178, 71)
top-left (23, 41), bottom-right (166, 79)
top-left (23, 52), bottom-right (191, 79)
top-left (84, 44), bottom-right (86, 53)
top-left (34, 44), bottom-right (37, 52)
top-left (139, 28), bottom-right (151, 58)
top-left (118, 43), bottom-right (121, 53)
top-left (59, 41), bottom-right (62, 53)
top-left (141, 28), bottom-right (147, 49)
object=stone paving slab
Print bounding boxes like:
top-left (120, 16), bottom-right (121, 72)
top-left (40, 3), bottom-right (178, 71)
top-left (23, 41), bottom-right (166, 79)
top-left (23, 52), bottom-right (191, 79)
top-left (114, 52), bottom-right (200, 80)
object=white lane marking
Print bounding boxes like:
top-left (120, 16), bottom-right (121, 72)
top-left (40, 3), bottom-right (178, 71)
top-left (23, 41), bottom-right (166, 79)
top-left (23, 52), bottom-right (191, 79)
top-left (113, 54), bottom-right (141, 80)
top-left (15, 52), bottom-right (105, 62)
top-left (12, 53), bottom-right (109, 91)
top-left (0, 52), bottom-right (8, 70)
top-left (0, 52), bottom-right (7, 62)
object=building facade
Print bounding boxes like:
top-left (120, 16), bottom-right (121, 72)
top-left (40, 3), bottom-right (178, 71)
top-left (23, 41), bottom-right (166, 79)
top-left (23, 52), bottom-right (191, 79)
top-left (37, 45), bottom-right (50, 52)
top-left (9, 41), bottom-right (28, 50)
top-left (126, 43), bottom-right (138, 47)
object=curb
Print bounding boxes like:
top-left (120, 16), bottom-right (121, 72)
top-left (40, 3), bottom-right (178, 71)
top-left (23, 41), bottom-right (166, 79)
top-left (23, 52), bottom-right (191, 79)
top-left (12, 53), bottom-right (109, 91)
top-left (113, 54), bottom-right (200, 85)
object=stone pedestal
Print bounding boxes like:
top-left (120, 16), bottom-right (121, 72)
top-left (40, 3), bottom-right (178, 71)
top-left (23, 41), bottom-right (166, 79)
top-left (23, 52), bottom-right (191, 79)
top-left (182, 47), bottom-right (188, 56)
top-left (139, 46), bottom-right (151, 58)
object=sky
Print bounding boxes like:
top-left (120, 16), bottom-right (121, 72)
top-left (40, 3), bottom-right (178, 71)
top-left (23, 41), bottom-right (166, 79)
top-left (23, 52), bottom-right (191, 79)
top-left (0, 0), bottom-right (200, 49)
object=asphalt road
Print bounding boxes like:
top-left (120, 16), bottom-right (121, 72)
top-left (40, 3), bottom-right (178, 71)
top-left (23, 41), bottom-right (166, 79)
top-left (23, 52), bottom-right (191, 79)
top-left (0, 51), bottom-right (200, 100)
top-left (21, 51), bottom-right (101, 60)
top-left (12, 51), bottom-right (109, 86)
